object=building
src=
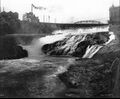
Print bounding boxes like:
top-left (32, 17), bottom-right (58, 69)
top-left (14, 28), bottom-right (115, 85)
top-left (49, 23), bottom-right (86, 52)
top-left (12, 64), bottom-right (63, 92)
top-left (23, 12), bottom-right (39, 23)
top-left (109, 5), bottom-right (120, 24)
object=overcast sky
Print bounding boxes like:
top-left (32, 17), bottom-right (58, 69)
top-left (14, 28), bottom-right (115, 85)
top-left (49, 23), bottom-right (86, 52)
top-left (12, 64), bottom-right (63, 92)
top-left (1, 0), bottom-right (119, 23)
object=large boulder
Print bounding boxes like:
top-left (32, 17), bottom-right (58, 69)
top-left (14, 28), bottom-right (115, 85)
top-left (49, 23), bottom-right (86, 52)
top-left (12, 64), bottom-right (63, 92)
top-left (0, 36), bottom-right (28, 60)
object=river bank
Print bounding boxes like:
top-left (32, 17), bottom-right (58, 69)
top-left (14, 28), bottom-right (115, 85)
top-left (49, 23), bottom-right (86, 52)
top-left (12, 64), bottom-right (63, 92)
top-left (58, 24), bottom-right (120, 98)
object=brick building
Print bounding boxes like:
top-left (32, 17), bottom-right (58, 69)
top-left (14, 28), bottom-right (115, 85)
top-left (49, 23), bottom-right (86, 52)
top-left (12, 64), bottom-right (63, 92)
top-left (109, 5), bottom-right (120, 24)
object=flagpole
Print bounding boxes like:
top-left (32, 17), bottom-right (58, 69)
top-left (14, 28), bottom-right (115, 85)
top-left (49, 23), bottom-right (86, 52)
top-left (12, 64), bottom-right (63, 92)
top-left (31, 4), bottom-right (47, 22)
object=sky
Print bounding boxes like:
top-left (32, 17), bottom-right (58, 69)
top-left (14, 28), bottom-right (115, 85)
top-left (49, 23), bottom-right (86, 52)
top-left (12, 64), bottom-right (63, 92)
top-left (1, 0), bottom-right (119, 23)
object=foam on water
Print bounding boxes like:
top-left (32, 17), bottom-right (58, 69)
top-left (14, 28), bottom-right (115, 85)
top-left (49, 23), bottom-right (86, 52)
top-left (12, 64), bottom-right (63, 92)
top-left (82, 31), bottom-right (115, 58)
top-left (39, 33), bottom-right (67, 45)
top-left (104, 32), bottom-right (115, 45)
top-left (39, 26), bottom-right (110, 46)
top-left (83, 45), bottom-right (103, 58)
top-left (52, 26), bottom-right (109, 35)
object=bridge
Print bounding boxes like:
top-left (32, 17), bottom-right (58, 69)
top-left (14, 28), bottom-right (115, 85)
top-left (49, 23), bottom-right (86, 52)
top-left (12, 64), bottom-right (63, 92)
top-left (74, 20), bottom-right (103, 24)
top-left (40, 22), bottom-right (109, 29)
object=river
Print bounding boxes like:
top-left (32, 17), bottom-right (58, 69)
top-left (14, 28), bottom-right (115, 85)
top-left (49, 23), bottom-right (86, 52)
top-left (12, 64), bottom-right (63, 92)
top-left (0, 25), bottom-right (116, 98)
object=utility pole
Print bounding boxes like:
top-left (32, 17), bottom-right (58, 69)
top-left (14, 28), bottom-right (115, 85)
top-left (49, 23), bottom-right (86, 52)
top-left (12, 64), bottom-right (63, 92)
top-left (3, 6), bottom-right (4, 12)
top-left (31, 4), bottom-right (33, 13)
top-left (43, 15), bottom-right (45, 22)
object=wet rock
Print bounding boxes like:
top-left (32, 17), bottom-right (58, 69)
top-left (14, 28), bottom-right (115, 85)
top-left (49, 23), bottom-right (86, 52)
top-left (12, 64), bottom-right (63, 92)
top-left (41, 32), bottom-right (111, 57)
top-left (85, 32), bottom-right (110, 45)
top-left (0, 36), bottom-right (28, 60)
top-left (72, 41), bottom-right (90, 57)
top-left (14, 46), bottom-right (28, 59)
top-left (58, 60), bottom-right (112, 98)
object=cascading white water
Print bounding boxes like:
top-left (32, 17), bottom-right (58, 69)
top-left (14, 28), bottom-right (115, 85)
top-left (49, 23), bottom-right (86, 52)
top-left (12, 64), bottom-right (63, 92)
top-left (21, 38), bottom-right (45, 58)
top-left (82, 45), bottom-right (103, 58)
top-left (22, 26), bottom-right (116, 59)
top-left (40, 26), bottom-right (115, 58)
top-left (52, 26), bottom-right (109, 35)
top-left (82, 31), bottom-right (115, 58)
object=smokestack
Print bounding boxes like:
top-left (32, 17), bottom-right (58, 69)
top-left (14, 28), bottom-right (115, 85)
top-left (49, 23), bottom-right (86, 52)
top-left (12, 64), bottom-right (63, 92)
top-left (48, 16), bottom-right (50, 23)
top-left (55, 18), bottom-right (56, 23)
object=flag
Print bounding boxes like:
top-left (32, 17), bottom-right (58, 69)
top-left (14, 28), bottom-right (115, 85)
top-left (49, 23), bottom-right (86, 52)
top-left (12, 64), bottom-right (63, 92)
top-left (32, 4), bottom-right (46, 10)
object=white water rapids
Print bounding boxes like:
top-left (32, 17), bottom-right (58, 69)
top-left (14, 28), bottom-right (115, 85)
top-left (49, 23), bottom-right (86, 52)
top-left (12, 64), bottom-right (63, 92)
top-left (83, 32), bottom-right (115, 58)
top-left (22, 26), bottom-right (115, 59)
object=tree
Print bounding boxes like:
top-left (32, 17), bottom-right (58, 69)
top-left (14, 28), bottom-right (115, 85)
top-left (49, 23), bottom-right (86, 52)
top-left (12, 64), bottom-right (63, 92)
top-left (0, 11), bottom-right (21, 36)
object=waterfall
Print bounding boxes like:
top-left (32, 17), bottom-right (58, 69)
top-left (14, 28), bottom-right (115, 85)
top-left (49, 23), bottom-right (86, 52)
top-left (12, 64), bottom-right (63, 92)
top-left (22, 26), bottom-right (115, 59)
top-left (82, 45), bottom-right (103, 58)
top-left (40, 26), bottom-right (115, 58)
